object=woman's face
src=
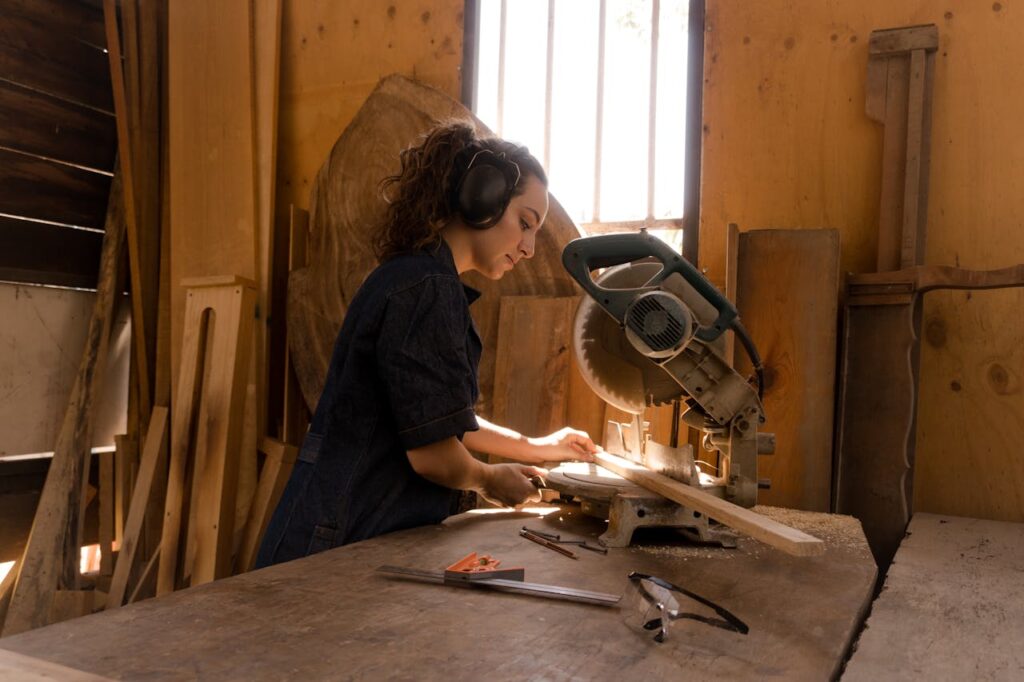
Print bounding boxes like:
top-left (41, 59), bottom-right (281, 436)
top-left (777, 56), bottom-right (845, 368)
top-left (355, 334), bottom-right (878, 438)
top-left (468, 174), bottom-right (549, 280)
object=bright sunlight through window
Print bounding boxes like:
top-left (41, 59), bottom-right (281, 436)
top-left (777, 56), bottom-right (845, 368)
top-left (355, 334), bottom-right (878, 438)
top-left (473, 0), bottom-right (689, 249)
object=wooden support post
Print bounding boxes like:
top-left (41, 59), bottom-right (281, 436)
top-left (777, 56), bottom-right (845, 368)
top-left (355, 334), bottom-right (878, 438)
top-left (158, 277), bottom-right (257, 595)
top-left (594, 451), bottom-right (825, 557)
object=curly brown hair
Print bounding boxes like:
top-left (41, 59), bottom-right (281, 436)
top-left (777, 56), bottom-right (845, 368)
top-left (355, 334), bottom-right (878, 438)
top-left (374, 121), bottom-right (547, 261)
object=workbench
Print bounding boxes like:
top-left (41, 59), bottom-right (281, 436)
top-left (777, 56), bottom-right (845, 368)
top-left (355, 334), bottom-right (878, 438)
top-left (0, 505), bottom-right (876, 680)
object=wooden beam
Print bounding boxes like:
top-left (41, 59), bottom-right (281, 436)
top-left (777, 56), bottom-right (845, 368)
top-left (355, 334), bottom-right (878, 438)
top-left (0, 215), bottom-right (103, 289)
top-left (2, 171), bottom-right (125, 637)
top-left (594, 450), bottom-right (825, 556)
top-left (0, 148), bottom-right (111, 229)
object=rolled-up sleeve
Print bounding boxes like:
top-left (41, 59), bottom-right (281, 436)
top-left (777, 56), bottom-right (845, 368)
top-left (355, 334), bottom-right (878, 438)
top-left (377, 275), bottom-right (480, 450)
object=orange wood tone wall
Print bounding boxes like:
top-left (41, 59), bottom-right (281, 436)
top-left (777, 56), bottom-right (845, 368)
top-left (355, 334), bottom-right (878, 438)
top-left (699, 0), bottom-right (1024, 521)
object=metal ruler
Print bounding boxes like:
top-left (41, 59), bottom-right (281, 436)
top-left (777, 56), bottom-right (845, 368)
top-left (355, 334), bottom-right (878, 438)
top-left (377, 565), bottom-right (621, 607)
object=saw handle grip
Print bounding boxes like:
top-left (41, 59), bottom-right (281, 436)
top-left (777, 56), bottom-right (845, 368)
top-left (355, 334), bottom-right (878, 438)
top-left (562, 232), bottom-right (738, 342)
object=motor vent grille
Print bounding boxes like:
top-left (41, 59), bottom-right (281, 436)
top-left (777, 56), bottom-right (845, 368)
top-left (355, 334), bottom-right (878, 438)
top-left (626, 294), bottom-right (686, 352)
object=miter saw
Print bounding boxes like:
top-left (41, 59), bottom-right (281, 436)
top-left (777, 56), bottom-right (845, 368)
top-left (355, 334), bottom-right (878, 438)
top-left (546, 232), bottom-right (774, 548)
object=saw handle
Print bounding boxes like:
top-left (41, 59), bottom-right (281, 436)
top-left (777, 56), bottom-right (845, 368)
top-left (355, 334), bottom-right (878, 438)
top-left (562, 232), bottom-right (737, 342)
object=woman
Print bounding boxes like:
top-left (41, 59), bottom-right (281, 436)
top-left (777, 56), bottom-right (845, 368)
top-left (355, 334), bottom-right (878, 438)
top-left (256, 122), bottom-right (597, 567)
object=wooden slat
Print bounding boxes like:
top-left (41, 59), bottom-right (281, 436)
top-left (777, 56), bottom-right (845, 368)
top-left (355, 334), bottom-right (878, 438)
top-left (1, 171), bottom-right (124, 637)
top-left (0, 148), bottom-right (110, 228)
top-left (106, 406), bottom-right (167, 609)
top-left (734, 229), bottom-right (840, 512)
top-left (4, 0), bottom-right (107, 48)
top-left (235, 436), bottom-right (297, 573)
top-left (0, 80), bottom-right (115, 171)
top-left (0, 215), bottom-right (102, 289)
top-left (0, 8), bottom-right (112, 112)
top-left (103, 0), bottom-right (151, 421)
top-left (594, 450), bottom-right (825, 556)
top-left (97, 451), bottom-right (114, 576)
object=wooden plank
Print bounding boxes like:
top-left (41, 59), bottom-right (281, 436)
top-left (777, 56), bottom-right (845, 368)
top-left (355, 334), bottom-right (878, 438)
top-left (0, 7), bottom-right (112, 112)
top-left (106, 406), bottom-right (168, 609)
top-left (235, 437), bottom-right (298, 573)
top-left (0, 506), bottom-right (873, 680)
top-left (168, 0), bottom-right (259, 414)
top-left (0, 80), bottom-right (115, 172)
top-left (491, 296), bottom-right (576, 454)
top-left (97, 451), bottom-right (114, 576)
top-left (158, 278), bottom-right (257, 594)
top-left (0, 215), bottom-right (103, 289)
top-left (876, 54), bottom-right (910, 271)
top-left (0, 148), bottom-right (110, 229)
top-left (0, 648), bottom-right (113, 681)
top-left (845, 513), bottom-right (1024, 681)
top-left (2, 171), bottom-right (124, 637)
top-left (734, 229), bottom-right (840, 512)
top-left (103, 0), bottom-right (151, 422)
top-left (594, 450), bottom-right (825, 556)
top-left (900, 48), bottom-right (927, 268)
top-left (281, 206), bottom-right (311, 444)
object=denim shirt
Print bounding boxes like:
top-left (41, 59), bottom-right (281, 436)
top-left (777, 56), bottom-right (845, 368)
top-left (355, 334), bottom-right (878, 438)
top-left (256, 240), bottom-right (482, 566)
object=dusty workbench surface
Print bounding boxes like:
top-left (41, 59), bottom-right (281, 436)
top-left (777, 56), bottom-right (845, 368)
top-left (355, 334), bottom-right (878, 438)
top-left (0, 505), bottom-right (875, 681)
top-left (843, 513), bottom-right (1024, 681)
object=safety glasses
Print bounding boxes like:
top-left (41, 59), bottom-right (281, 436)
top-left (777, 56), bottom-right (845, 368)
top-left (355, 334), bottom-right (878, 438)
top-left (623, 571), bottom-right (749, 643)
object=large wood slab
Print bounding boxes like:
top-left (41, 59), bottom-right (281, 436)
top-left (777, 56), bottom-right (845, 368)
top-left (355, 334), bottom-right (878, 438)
top-left (844, 513), bottom-right (1024, 681)
top-left (1, 506), bottom-right (874, 680)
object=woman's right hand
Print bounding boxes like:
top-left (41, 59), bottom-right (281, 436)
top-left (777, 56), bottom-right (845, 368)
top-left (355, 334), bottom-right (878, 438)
top-left (479, 463), bottom-right (548, 507)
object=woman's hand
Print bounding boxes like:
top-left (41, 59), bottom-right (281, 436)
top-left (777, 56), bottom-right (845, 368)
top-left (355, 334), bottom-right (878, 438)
top-left (479, 463), bottom-right (548, 507)
top-left (527, 427), bottom-right (598, 463)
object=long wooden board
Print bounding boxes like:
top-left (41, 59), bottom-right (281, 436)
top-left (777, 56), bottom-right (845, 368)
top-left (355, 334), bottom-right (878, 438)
top-left (734, 228), bottom-right (840, 512)
top-left (594, 450), bottom-right (825, 556)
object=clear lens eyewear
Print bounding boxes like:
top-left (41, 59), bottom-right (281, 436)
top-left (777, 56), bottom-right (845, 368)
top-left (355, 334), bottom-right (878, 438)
top-left (623, 572), bottom-right (749, 644)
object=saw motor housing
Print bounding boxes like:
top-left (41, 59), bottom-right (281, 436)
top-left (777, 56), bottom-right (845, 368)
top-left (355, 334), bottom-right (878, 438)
top-left (562, 232), bottom-right (769, 508)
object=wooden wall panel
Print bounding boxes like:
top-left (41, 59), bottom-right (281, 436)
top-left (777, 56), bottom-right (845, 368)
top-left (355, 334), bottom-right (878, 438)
top-left (0, 5), bottom-right (112, 111)
top-left (0, 81), bottom-right (115, 172)
top-left (0, 215), bottom-right (103, 289)
top-left (0, 148), bottom-right (110, 228)
top-left (4, 0), bottom-right (107, 48)
top-left (700, 1), bottom-right (1024, 521)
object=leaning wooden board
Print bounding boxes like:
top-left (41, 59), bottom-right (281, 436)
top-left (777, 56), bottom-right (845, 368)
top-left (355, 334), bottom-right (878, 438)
top-left (844, 513), bottom-right (1024, 681)
top-left (0, 505), bottom-right (874, 680)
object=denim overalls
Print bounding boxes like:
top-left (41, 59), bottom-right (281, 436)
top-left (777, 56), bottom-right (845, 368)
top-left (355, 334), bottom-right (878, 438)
top-left (256, 240), bottom-right (483, 567)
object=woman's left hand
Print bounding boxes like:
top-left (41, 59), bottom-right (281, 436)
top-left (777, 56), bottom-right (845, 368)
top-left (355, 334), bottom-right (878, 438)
top-left (528, 427), bottom-right (598, 463)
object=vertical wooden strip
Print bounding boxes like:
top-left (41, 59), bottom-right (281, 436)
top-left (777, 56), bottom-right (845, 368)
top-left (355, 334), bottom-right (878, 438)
top-left (103, 0), bottom-right (152, 419)
top-left (900, 48), bottom-right (927, 268)
top-left (875, 55), bottom-right (910, 272)
top-left (282, 206), bottom-right (311, 444)
top-left (734, 229), bottom-right (840, 512)
top-left (98, 451), bottom-right (115, 577)
top-left (107, 406), bottom-right (168, 609)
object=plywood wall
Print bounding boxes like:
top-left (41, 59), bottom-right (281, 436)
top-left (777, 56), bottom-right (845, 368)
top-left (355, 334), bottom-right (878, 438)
top-left (700, 0), bottom-right (1024, 521)
top-left (274, 1), bottom-right (463, 226)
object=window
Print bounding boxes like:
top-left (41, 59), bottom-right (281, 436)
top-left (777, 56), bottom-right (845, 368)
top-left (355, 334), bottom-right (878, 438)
top-left (468, 0), bottom-right (699, 251)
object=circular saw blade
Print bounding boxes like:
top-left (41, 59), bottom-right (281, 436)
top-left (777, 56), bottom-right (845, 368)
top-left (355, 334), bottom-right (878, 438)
top-left (573, 262), bottom-right (689, 414)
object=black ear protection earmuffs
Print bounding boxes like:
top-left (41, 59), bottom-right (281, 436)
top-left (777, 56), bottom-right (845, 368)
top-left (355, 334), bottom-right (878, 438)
top-left (454, 148), bottom-right (522, 230)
